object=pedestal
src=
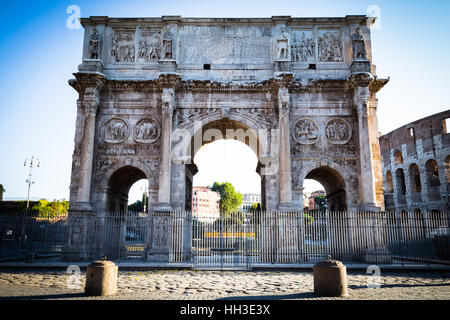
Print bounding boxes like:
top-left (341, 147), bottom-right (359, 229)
top-left (78, 59), bottom-right (104, 73)
top-left (350, 59), bottom-right (371, 73)
top-left (147, 211), bottom-right (171, 262)
top-left (274, 59), bottom-right (291, 73)
top-left (158, 59), bottom-right (177, 73)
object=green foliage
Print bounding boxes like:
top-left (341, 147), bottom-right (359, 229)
top-left (32, 199), bottom-right (69, 218)
top-left (211, 182), bottom-right (243, 214)
top-left (249, 202), bottom-right (261, 213)
top-left (304, 213), bottom-right (314, 225)
top-left (0, 184), bottom-right (5, 201)
top-left (128, 200), bottom-right (143, 212)
top-left (314, 195), bottom-right (327, 211)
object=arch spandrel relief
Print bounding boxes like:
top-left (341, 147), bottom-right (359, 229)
top-left (292, 118), bottom-right (320, 145)
top-left (324, 118), bottom-right (352, 145)
top-left (133, 118), bottom-right (161, 144)
top-left (101, 118), bottom-right (129, 144)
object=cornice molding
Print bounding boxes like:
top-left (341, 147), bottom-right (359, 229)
top-left (70, 74), bottom-right (376, 94)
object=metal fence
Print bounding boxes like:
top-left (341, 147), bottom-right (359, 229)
top-left (0, 210), bottom-right (68, 262)
top-left (0, 209), bottom-right (449, 269)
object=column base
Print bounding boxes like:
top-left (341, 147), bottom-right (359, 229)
top-left (277, 202), bottom-right (297, 211)
top-left (71, 201), bottom-right (93, 212)
top-left (357, 203), bottom-right (381, 212)
top-left (154, 203), bottom-right (173, 212)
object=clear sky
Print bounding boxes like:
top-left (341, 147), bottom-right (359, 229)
top-left (0, 0), bottom-right (449, 203)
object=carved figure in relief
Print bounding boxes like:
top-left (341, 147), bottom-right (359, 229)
top-left (292, 32), bottom-right (314, 62)
top-left (325, 119), bottom-right (351, 144)
top-left (276, 27), bottom-right (290, 59)
top-left (111, 32), bottom-right (135, 63)
top-left (103, 119), bottom-right (128, 142)
top-left (162, 30), bottom-right (173, 59)
top-left (89, 28), bottom-right (101, 59)
top-left (351, 27), bottom-right (367, 60)
top-left (138, 32), bottom-right (161, 62)
top-left (134, 119), bottom-right (161, 143)
top-left (293, 119), bottom-right (319, 144)
top-left (318, 31), bottom-right (343, 62)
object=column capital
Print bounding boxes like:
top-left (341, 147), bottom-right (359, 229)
top-left (70, 72), bottom-right (106, 95)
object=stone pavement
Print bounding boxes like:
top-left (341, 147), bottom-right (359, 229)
top-left (0, 269), bottom-right (449, 300)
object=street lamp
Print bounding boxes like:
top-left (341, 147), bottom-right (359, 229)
top-left (24, 156), bottom-right (40, 209)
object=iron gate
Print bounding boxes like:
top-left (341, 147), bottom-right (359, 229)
top-left (191, 212), bottom-right (259, 270)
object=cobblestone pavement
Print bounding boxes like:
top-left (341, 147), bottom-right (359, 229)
top-left (0, 269), bottom-right (449, 300)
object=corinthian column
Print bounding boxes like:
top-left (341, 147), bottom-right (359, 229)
top-left (156, 87), bottom-right (175, 210)
top-left (278, 86), bottom-right (293, 208)
top-left (352, 76), bottom-right (382, 211)
top-left (356, 99), bottom-right (377, 208)
top-left (75, 101), bottom-right (98, 211)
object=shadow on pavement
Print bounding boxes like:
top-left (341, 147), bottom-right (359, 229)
top-left (0, 293), bottom-right (86, 300)
top-left (349, 282), bottom-right (450, 290)
top-left (218, 292), bottom-right (318, 300)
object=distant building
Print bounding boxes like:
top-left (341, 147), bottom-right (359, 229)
top-left (240, 193), bottom-right (261, 212)
top-left (306, 190), bottom-right (326, 210)
top-left (192, 186), bottom-right (221, 218)
top-left (379, 110), bottom-right (450, 213)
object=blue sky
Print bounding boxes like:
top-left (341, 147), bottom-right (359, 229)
top-left (0, 0), bottom-right (449, 202)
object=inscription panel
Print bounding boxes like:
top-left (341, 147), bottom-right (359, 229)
top-left (178, 25), bottom-right (272, 65)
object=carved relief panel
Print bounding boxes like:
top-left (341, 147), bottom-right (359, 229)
top-left (137, 29), bottom-right (161, 62)
top-left (101, 118), bottom-right (129, 143)
top-left (292, 119), bottom-right (320, 144)
top-left (318, 30), bottom-right (343, 62)
top-left (111, 29), bottom-right (136, 63)
top-left (133, 118), bottom-right (161, 143)
top-left (291, 30), bottom-right (315, 63)
top-left (324, 118), bottom-right (352, 144)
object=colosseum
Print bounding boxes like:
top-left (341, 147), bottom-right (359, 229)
top-left (380, 110), bottom-right (450, 214)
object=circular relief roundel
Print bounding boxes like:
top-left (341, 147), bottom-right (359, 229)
top-left (133, 118), bottom-right (161, 143)
top-left (324, 118), bottom-right (352, 144)
top-left (102, 118), bottom-right (129, 143)
top-left (292, 118), bottom-right (320, 144)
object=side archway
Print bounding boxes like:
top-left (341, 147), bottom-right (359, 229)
top-left (97, 159), bottom-right (157, 213)
top-left (297, 161), bottom-right (349, 211)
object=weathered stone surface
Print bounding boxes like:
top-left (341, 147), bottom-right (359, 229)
top-left (67, 15), bottom-right (388, 261)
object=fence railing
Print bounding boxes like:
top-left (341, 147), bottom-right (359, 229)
top-left (0, 209), bottom-right (449, 268)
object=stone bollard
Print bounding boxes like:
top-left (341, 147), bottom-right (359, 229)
top-left (313, 255), bottom-right (348, 297)
top-left (85, 257), bottom-right (118, 296)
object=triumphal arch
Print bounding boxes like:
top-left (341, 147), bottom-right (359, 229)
top-left (66, 15), bottom-right (388, 261)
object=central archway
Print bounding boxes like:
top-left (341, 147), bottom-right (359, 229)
top-left (173, 116), bottom-right (275, 211)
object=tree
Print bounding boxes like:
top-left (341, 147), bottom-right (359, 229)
top-left (128, 200), bottom-right (143, 212)
top-left (32, 199), bottom-right (69, 218)
top-left (211, 182), bottom-right (243, 214)
top-left (314, 195), bottom-right (327, 211)
top-left (248, 202), bottom-right (261, 213)
top-left (0, 184), bottom-right (4, 201)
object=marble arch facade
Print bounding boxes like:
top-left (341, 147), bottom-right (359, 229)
top-left (65, 15), bottom-right (388, 260)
